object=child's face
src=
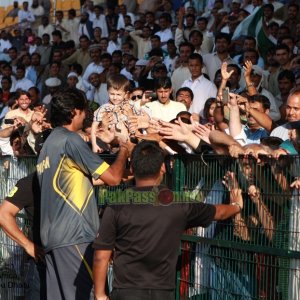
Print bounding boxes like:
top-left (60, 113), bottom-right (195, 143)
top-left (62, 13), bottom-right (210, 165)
top-left (108, 88), bottom-right (127, 105)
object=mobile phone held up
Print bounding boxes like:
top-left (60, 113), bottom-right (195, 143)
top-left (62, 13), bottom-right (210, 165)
top-left (4, 119), bottom-right (14, 125)
top-left (222, 87), bottom-right (229, 104)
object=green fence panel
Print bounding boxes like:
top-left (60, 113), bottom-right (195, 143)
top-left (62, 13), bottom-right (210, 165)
top-left (0, 154), bottom-right (300, 300)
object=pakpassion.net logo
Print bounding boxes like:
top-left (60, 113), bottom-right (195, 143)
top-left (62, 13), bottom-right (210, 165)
top-left (98, 186), bottom-right (204, 206)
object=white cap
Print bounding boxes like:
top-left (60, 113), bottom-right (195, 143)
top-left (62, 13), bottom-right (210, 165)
top-left (67, 72), bottom-right (78, 79)
top-left (251, 65), bottom-right (263, 76)
top-left (136, 59), bottom-right (148, 66)
top-left (45, 77), bottom-right (61, 87)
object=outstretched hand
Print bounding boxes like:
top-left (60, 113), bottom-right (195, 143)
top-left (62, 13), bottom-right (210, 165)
top-left (243, 60), bottom-right (253, 78)
top-left (221, 61), bottom-right (234, 81)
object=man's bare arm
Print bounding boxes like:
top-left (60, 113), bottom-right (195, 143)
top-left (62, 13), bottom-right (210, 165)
top-left (99, 141), bottom-right (134, 186)
top-left (0, 200), bottom-right (39, 259)
top-left (93, 249), bottom-right (112, 300)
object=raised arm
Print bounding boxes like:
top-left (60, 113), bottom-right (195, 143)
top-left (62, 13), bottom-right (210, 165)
top-left (228, 93), bottom-right (243, 139)
top-left (217, 62), bottom-right (234, 101)
top-left (243, 61), bottom-right (257, 96)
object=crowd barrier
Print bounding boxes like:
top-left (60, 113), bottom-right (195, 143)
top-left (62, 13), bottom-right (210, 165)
top-left (0, 154), bottom-right (300, 299)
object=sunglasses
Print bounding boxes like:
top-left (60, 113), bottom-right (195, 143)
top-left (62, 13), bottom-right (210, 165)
top-left (131, 95), bottom-right (143, 100)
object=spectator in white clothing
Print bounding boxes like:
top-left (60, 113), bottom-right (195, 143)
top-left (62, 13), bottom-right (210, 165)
top-left (117, 4), bottom-right (135, 30)
top-left (38, 16), bottom-right (55, 41)
top-left (145, 77), bottom-right (186, 122)
top-left (271, 88), bottom-right (300, 141)
top-left (82, 44), bottom-right (104, 92)
top-left (93, 6), bottom-right (109, 38)
top-left (156, 14), bottom-right (173, 50)
top-left (107, 29), bottom-right (122, 55)
top-left (203, 33), bottom-right (235, 81)
top-left (18, 1), bottom-right (35, 29)
top-left (14, 65), bottom-right (35, 92)
top-left (182, 53), bottom-right (217, 118)
top-left (129, 26), bottom-right (152, 60)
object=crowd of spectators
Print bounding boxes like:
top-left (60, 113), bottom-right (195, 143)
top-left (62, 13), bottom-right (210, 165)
top-left (0, 0), bottom-right (299, 160)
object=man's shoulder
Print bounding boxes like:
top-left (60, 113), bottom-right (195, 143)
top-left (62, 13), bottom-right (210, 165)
top-left (270, 123), bottom-right (290, 139)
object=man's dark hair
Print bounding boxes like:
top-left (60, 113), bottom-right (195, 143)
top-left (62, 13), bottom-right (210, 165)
top-left (70, 63), bottom-right (83, 75)
top-left (28, 86), bottom-right (40, 94)
top-left (242, 48), bottom-right (259, 60)
top-left (151, 34), bottom-right (161, 41)
top-left (112, 50), bottom-right (123, 57)
top-left (215, 32), bottom-right (231, 44)
top-left (154, 76), bottom-right (172, 90)
top-left (50, 88), bottom-right (87, 127)
top-left (278, 69), bottom-right (295, 83)
top-left (148, 47), bottom-right (164, 58)
top-left (145, 11), bottom-right (155, 17)
top-left (2, 63), bottom-right (12, 70)
top-left (189, 30), bottom-right (203, 40)
top-left (197, 17), bottom-right (208, 25)
top-left (275, 43), bottom-right (290, 53)
top-left (176, 87), bottom-right (194, 100)
top-left (179, 41), bottom-right (195, 52)
top-left (16, 64), bottom-right (25, 71)
top-left (131, 141), bottom-right (164, 179)
top-left (52, 30), bottom-right (62, 39)
top-left (248, 95), bottom-right (270, 111)
top-left (8, 46), bottom-right (17, 52)
top-left (31, 52), bottom-right (41, 59)
top-left (288, 3), bottom-right (299, 11)
top-left (263, 3), bottom-right (274, 11)
top-left (188, 53), bottom-right (203, 64)
top-left (100, 53), bottom-right (112, 61)
top-left (227, 63), bottom-right (241, 76)
top-left (1, 75), bottom-right (12, 84)
top-left (185, 13), bottom-right (196, 22)
top-left (278, 35), bottom-right (295, 45)
top-left (79, 34), bottom-right (90, 41)
top-left (167, 39), bottom-right (175, 45)
top-left (65, 40), bottom-right (75, 49)
top-left (244, 35), bottom-right (256, 45)
top-left (68, 8), bottom-right (76, 17)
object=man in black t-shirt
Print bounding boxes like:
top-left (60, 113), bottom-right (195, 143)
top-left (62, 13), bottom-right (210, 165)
top-left (93, 141), bottom-right (244, 300)
top-left (0, 172), bottom-right (46, 299)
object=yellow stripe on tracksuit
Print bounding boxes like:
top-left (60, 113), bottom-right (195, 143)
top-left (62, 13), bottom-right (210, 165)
top-left (75, 245), bottom-right (93, 280)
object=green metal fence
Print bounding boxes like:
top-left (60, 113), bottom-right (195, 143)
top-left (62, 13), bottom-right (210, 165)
top-left (0, 154), bottom-right (300, 300)
top-left (0, 156), bottom-right (37, 300)
top-left (172, 154), bottom-right (300, 300)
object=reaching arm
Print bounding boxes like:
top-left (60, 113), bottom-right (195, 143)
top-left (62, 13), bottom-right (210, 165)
top-left (99, 140), bottom-right (134, 186)
top-left (209, 130), bottom-right (244, 156)
top-left (248, 185), bottom-right (274, 241)
top-left (228, 93), bottom-right (243, 139)
top-left (243, 61), bottom-right (257, 96)
top-left (217, 62), bottom-right (233, 101)
top-left (214, 203), bottom-right (241, 220)
top-left (93, 249), bottom-right (112, 300)
top-left (158, 118), bottom-right (201, 150)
